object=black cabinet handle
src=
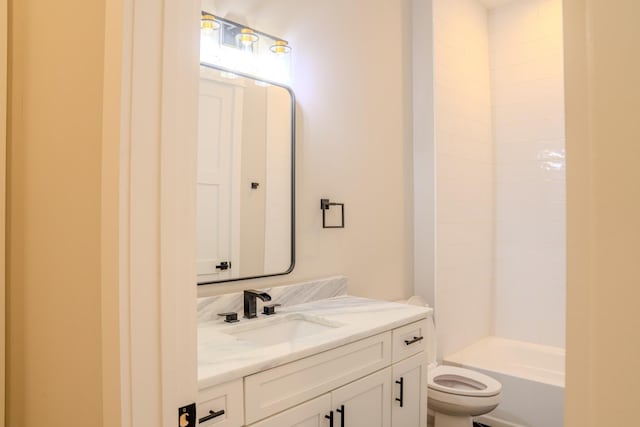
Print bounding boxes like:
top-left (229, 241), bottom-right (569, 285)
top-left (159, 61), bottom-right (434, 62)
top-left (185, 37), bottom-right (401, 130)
top-left (404, 336), bottom-right (424, 346)
top-left (325, 410), bottom-right (334, 427)
top-left (395, 377), bottom-right (404, 407)
top-left (336, 405), bottom-right (345, 426)
top-left (198, 409), bottom-right (224, 424)
top-left (215, 261), bottom-right (231, 270)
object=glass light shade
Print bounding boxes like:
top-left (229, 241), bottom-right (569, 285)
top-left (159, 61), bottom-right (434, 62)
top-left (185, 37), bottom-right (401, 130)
top-left (270, 40), bottom-right (292, 55)
top-left (237, 28), bottom-right (259, 51)
top-left (268, 40), bottom-right (292, 84)
top-left (201, 14), bottom-right (219, 31)
top-left (200, 14), bottom-right (221, 63)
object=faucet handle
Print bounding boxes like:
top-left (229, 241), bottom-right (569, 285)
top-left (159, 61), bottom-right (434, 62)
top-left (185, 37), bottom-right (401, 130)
top-left (217, 312), bottom-right (239, 323)
top-left (262, 303), bottom-right (282, 316)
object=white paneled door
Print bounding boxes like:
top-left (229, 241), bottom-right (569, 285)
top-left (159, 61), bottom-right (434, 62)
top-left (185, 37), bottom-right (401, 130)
top-left (196, 78), bottom-right (242, 282)
top-left (391, 354), bottom-right (428, 427)
top-left (331, 367), bottom-right (392, 427)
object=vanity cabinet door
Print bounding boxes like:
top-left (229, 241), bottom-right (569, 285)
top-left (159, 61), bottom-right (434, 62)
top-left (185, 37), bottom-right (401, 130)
top-left (391, 353), bottom-right (427, 427)
top-left (248, 394), bottom-right (331, 427)
top-left (330, 367), bottom-right (392, 427)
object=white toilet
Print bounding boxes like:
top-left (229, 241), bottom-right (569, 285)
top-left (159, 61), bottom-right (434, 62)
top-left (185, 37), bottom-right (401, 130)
top-left (402, 297), bottom-right (502, 427)
top-left (428, 364), bottom-right (502, 427)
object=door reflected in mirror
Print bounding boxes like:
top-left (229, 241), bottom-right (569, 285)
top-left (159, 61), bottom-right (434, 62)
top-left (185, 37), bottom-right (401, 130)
top-left (197, 65), bottom-right (295, 284)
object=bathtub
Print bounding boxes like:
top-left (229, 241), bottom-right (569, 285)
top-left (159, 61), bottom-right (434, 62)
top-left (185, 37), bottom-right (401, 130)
top-left (443, 336), bottom-right (565, 427)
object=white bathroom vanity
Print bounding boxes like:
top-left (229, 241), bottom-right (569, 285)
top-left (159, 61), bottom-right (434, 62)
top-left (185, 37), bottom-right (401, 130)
top-left (197, 279), bottom-right (431, 427)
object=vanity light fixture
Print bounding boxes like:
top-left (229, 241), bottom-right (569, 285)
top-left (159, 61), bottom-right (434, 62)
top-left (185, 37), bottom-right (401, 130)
top-left (200, 11), bottom-right (293, 85)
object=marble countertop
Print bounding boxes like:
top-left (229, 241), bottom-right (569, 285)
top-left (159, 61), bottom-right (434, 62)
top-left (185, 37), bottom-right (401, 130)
top-left (198, 295), bottom-right (432, 389)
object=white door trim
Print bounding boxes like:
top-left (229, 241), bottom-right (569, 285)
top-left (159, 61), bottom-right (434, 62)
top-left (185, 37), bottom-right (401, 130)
top-left (159, 0), bottom-right (200, 423)
top-left (107, 0), bottom-right (200, 426)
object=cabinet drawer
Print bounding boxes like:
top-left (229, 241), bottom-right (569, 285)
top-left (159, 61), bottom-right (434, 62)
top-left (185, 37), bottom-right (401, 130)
top-left (392, 319), bottom-right (428, 362)
top-left (247, 394), bottom-right (331, 427)
top-left (244, 332), bottom-right (391, 424)
top-left (198, 378), bottom-right (244, 427)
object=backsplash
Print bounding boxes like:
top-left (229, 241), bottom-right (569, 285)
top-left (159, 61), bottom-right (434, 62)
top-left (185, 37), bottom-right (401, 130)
top-left (197, 276), bottom-right (348, 323)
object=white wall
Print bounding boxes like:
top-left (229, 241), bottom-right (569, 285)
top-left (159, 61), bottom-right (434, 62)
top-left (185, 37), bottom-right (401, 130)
top-left (490, 0), bottom-right (566, 348)
top-left (433, 0), bottom-right (495, 358)
top-left (412, 0), bottom-right (436, 314)
top-left (199, 0), bottom-right (415, 301)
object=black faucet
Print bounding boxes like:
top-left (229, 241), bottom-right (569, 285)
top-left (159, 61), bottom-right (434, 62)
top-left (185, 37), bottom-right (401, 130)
top-left (243, 289), bottom-right (272, 319)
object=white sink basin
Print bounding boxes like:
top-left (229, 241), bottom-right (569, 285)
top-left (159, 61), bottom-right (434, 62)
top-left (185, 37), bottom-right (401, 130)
top-left (226, 313), bottom-right (342, 347)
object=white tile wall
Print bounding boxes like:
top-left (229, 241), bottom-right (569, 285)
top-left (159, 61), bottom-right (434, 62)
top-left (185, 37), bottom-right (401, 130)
top-left (434, 0), bottom-right (566, 356)
top-left (490, 0), bottom-right (566, 348)
top-left (434, 0), bottom-right (494, 359)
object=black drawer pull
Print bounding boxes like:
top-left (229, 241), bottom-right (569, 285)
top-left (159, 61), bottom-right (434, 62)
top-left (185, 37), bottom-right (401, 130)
top-left (325, 410), bottom-right (334, 427)
top-left (395, 377), bottom-right (404, 407)
top-left (404, 336), bottom-right (424, 346)
top-left (199, 409), bottom-right (224, 424)
top-left (336, 405), bottom-right (345, 426)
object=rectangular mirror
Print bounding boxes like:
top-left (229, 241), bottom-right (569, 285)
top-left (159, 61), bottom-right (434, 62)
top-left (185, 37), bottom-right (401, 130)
top-left (197, 64), bottom-right (295, 284)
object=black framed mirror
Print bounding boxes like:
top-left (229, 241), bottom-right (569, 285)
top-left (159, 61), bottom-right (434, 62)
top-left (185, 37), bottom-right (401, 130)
top-left (196, 63), bottom-right (295, 285)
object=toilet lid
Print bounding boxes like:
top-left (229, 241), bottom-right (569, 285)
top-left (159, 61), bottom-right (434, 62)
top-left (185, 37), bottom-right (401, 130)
top-left (428, 365), bottom-right (502, 397)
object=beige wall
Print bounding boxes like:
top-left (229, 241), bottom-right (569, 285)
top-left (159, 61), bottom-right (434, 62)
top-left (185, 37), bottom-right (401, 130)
top-left (199, 0), bottom-right (415, 301)
top-left (1, 0), bottom-right (6, 423)
top-left (6, 0), bottom-right (106, 425)
top-left (564, 0), bottom-right (640, 425)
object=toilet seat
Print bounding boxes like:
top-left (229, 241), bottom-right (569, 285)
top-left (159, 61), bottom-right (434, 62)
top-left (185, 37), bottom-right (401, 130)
top-left (428, 365), bottom-right (501, 397)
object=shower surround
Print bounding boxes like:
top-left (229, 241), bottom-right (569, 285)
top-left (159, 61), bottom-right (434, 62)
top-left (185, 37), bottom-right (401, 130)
top-left (433, 0), bottom-right (566, 423)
